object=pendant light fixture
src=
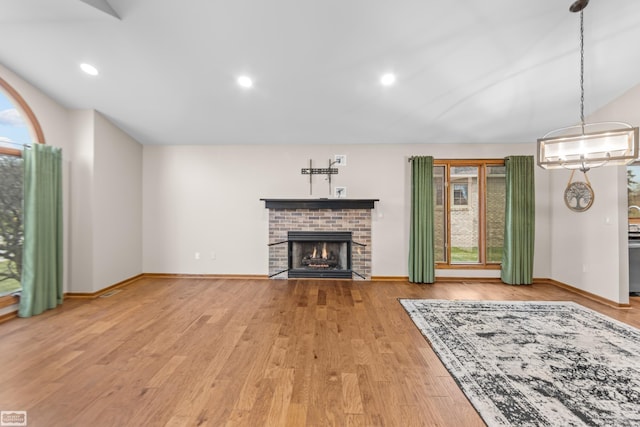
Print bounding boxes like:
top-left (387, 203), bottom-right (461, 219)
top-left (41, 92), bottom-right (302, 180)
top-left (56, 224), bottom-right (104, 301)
top-left (537, 0), bottom-right (639, 172)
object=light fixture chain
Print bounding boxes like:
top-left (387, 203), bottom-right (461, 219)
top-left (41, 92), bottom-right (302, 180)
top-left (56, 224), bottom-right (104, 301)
top-left (537, 1), bottom-right (638, 174)
top-left (580, 10), bottom-right (585, 133)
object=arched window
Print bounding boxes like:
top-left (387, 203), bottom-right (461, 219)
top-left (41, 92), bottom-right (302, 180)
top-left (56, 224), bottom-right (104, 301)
top-left (0, 76), bottom-right (44, 155)
top-left (0, 76), bottom-right (44, 296)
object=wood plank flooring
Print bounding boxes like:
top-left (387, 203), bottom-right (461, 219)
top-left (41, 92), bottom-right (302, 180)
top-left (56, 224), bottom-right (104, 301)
top-left (0, 278), bottom-right (638, 426)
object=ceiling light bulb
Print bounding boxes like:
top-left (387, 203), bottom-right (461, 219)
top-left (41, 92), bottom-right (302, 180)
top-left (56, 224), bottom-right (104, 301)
top-left (380, 73), bottom-right (396, 86)
top-left (237, 75), bottom-right (253, 88)
top-left (80, 63), bottom-right (99, 76)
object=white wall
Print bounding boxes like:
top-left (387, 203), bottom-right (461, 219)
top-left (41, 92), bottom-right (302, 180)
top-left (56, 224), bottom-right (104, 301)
top-left (4, 59), bottom-right (639, 302)
top-left (549, 82), bottom-right (640, 304)
top-left (143, 143), bottom-right (551, 279)
top-left (64, 110), bottom-right (144, 293)
top-left (0, 64), bottom-right (73, 293)
top-left (0, 64), bottom-right (144, 294)
top-left (549, 166), bottom-right (627, 302)
top-left (68, 110), bottom-right (95, 292)
top-left (93, 112), bottom-right (143, 290)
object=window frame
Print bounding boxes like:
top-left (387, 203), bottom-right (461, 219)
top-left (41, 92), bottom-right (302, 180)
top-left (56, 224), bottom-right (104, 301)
top-left (434, 159), bottom-right (505, 270)
top-left (0, 75), bottom-right (45, 157)
top-left (0, 76), bottom-right (43, 306)
top-left (628, 163), bottom-right (640, 228)
top-left (452, 182), bottom-right (469, 206)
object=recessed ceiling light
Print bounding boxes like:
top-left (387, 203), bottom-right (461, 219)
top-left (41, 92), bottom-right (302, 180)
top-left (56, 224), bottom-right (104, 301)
top-left (80, 63), bottom-right (99, 76)
top-left (380, 73), bottom-right (396, 87)
top-left (237, 75), bottom-right (253, 89)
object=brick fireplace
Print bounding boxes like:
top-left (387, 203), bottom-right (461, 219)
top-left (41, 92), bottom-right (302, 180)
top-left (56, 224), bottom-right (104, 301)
top-left (261, 199), bottom-right (378, 280)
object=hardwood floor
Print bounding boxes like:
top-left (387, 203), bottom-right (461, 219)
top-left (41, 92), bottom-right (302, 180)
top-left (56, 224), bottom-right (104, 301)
top-left (0, 278), bottom-right (638, 427)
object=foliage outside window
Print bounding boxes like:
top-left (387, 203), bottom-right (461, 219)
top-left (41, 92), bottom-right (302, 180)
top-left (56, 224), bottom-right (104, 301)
top-left (434, 160), bottom-right (505, 267)
top-left (0, 155), bottom-right (23, 295)
top-left (0, 83), bottom-right (32, 297)
top-left (628, 164), bottom-right (640, 226)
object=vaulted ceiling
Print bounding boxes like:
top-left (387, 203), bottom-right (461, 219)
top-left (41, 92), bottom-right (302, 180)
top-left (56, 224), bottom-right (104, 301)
top-left (1, 0), bottom-right (639, 146)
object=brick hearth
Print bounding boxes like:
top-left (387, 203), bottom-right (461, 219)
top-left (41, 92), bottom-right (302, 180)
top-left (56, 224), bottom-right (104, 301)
top-left (267, 208), bottom-right (373, 280)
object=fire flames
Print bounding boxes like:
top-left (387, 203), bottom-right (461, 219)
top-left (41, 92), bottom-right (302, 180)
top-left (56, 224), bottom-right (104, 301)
top-left (311, 243), bottom-right (329, 260)
top-left (301, 242), bottom-right (339, 270)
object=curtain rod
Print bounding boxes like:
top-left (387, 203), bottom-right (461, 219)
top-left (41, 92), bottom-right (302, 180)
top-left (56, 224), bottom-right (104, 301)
top-left (407, 156), bottom-right (426, 162)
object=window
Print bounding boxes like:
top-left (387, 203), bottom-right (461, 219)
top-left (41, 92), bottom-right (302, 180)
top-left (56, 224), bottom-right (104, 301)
top-left (0, 154), bottom-right (23, 296)
top-left (0, 77), bottom-right (42, 297)
top-left (628, 163), bottom-right (640, 229)
top-left (453, 183), bottom-right (468, 206)
top-left (434, 160), bottom-right (505, 267)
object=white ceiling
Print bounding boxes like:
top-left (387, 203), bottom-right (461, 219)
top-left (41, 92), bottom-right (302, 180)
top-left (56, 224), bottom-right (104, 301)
top-left (1, 0), bottom-right (639, 146)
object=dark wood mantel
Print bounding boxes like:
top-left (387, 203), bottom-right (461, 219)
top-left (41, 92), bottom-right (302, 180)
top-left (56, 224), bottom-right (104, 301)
top-left (260, 198), bottom-right (379, 210)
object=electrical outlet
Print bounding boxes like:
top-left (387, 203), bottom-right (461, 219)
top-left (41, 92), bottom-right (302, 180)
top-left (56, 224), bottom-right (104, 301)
top-left (195, 252), bottom-right (200, 260)
top-left (211, 252), bottom-right (216, 260)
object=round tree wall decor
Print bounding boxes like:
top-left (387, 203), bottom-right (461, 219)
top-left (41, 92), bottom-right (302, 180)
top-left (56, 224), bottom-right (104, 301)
top-left (564, 171), bottom-right (594, 212)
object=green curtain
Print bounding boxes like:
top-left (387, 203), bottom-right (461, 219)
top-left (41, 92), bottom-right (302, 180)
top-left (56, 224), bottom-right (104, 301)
top-left (409, 156), bottom-right (435, 283)
top-left (19, 144), bottom-right (63, 317)
top-left (501, 155), bottom-right (535, 285)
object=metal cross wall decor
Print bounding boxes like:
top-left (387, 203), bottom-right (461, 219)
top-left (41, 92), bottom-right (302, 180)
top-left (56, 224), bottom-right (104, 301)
top-left (301, 159), bottom-right (338, 195)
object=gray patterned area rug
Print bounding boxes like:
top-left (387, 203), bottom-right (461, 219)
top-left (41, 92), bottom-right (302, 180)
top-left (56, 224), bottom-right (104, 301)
top-left (399, 300), bottom-right (640, 427)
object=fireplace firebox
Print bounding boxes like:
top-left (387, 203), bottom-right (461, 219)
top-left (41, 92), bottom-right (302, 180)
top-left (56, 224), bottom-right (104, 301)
top-left (288, 231), bottom-right (352, 278)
